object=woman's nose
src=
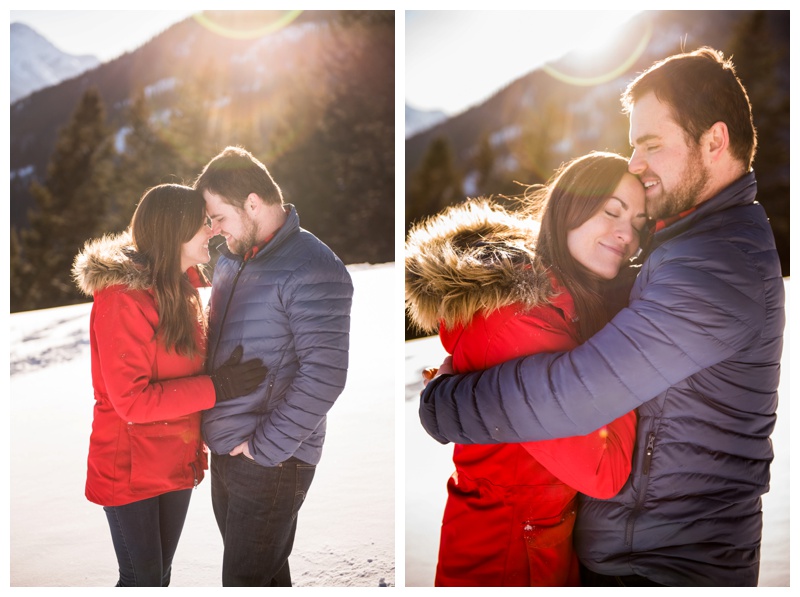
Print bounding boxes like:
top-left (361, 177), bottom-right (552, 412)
top-left (617, 222), bottom-right (634, 244)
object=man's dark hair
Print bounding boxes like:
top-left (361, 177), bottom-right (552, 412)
top-left (621, 47), bottom-right (757, 170)
top-left (194, 146), bottom-right (283, 208)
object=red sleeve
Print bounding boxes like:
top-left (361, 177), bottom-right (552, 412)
top-left (520, 411), bottom-right (637, 498)
top-left (93, 287), bottom-right (216, 423)
top-left (482, 306), bottom-right (637, 499)
top-left (452, 304), bottom-right (579, 371)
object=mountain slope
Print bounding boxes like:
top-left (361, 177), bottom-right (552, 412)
top-left (406, 104), bottom-right (447, 138)
top-left (10, 22), bottom-right (100, 103)
top-left (10, 10), bottom-right (395, 268)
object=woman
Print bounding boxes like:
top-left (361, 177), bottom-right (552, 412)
top-left (405, 152), bottom-right (646, 586)
top-left (72, 183), bottom-right (267, 586)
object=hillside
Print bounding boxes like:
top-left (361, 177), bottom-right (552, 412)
top-left (11, 10), bottom-right (394, 270)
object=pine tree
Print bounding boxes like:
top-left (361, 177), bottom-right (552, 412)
top-left (475, 133), bottom-right (496, 195)
top-left (727, 11), bottom-right (790, 275)
top-left (309, 12), bottom-right (395, 263)
top-left (510, 99), bottom-right (565, 189)
top-left (406, 136), bottom-right (463, 229)
top-left (106, 90), bottom-right (187, 233)
top-left (171, 78), bottom-right (218, 176)
top-left (9, 227), bottom-right (31, 313)
top-left (14, 87), bottom-right (115, 311)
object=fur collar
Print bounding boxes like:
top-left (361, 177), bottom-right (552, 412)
top-left (72, 230), bottom-right (152, 296)
top-left (405, 199), bottom-right (556, 334)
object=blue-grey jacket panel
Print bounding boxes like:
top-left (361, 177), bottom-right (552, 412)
top-left (420, 172), bottom-right (785, 586)
top-left (203, 205), bottom-right (353, 467)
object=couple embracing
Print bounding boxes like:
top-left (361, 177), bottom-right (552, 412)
top-left (73, 147), bottom-right (353, 586)
top-left (406, 47), bottom-right (784, 587)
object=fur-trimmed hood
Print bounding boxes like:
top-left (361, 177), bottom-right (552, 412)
top-left (405, 199), bottom-right (556, 334)
top-left (72, 230), bottom-right (152, 296)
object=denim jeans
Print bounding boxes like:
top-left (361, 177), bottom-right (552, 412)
top-left (580, 563), bottom-right (665, 587)
top-left (210, 453), bottom-right (316, 586)
top-left (103, 488), bottom-right (193, 586)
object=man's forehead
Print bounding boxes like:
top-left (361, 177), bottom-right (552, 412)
top-left (203, 190), bottom-right (227, 211)
top-left (629, 96), bottom-right (678, 143)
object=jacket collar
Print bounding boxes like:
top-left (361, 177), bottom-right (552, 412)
top-left (219, 204), bottom-right (300, 262)
top-left (72, 231), bottom-right (152, 296)
top-left (650, 171), bottom-right (757, 248)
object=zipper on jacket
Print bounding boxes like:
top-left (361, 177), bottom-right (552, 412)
top-left (190, 462), bottom-right (199, 489)
top-left (262, 375), bottom-right (275, 412)
top-left (642, 432), bottom-right (656, 475)
top-left (209, 258), bottom-right (248, 368)
top-left (625, 431), bottom-right (656, 546)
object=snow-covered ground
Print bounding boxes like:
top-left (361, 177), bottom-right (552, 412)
top-left (405, 280), bottom-right (791, 587)
top-left (10, 263), bottom-right (396, 588)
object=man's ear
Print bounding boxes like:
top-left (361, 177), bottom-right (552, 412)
top-left (246, 193), bottom-right (261, 213)
top-left (705, 121), bottom-right (730, 162)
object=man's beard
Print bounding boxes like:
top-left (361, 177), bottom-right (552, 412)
top-left (650, 145), bottom-right (710, 221)
top-left (227, 213), bottom-right (261, 255)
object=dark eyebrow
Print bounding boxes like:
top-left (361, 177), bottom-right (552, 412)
top-left (608, 196), bottom-right (628, 209)
top-left (632, 133), bottom-right (660, 147)
top-left (608, 196), bottom-right (647, 219)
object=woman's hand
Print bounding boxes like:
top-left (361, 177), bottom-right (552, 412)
top-left (423, 355), bottom-right (453, 386)
top-left (210, 345), bottom-right (268, 402)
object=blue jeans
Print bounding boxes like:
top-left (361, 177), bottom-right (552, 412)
top-left (211, 453), bottom-right (316, 586)
top-left (580, 564), bottom-right (665, 587)
top-left (103, 488), bottom-right (193, 586)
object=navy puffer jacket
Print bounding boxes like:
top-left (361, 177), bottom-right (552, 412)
top-left (203, 205), bottom-right (353, 467)
top-left (420, 172), bottom-right (784, 586)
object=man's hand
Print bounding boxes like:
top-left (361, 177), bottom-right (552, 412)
top-left (422, 355), bottom-right (453, 386)
top-left (229, 440), bottom-right (254, 460)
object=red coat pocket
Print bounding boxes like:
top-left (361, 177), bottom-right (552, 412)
top-left (126, 417), bottom-right (199, 494)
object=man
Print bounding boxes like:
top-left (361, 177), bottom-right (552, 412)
top-left (420, 48), bottom-right (784, 586)
top-left (196, 146), bottom-right (353, 586)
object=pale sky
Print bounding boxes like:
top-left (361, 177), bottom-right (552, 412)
top-left (10, 10), bottom-right (198, 62)
top-left (10, 9), bottom-right (641, 115)
top-left (406, 10), bottom-right (641, 116)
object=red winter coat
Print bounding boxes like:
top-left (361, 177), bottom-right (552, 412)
top-left (404, 200), bottom-right (637, 587)
top-left (73, 233), bottom-right (216, 507)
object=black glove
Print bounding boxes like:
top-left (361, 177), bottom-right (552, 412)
top-left (210, 345), bottom-right (268, 402)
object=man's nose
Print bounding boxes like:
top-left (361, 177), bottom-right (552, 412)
top-left (628, 150), bottom-right (646, 175)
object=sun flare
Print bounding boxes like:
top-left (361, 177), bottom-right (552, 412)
top-left (542, 17), bottom-right (653, 87)
top-left (193, 10), bottom-right (303, 40)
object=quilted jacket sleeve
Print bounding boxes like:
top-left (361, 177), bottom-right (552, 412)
top-left (481, 308), bottom-right (636, 499)
top-left (249, 256), bottom-right (353, 465)
top-left (93, 287), bottom-right (216, 423)
top-left (420, 237), bottom-right (767, 445)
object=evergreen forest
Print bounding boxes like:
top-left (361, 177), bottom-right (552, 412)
top-left (11, 10), bottom-right (395, 313)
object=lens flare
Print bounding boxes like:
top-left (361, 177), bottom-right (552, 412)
top-left (542, 19), bottom-right (652, 87)
top-left (193, 10), bottom-right (303, 40)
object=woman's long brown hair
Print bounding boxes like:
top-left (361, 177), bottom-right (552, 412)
top-left (527, 152), bottom-right (638, 342)
top-left (130, 184), bottom-right (208, 357)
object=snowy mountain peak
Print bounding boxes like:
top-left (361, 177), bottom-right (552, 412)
top-left (406, 103), bottom-right (447, 139)
top-left (11, 22), bottom-right (101, 104)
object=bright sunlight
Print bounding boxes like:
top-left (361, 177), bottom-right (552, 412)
top-left (406, 10), bottom-right (642, 115)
